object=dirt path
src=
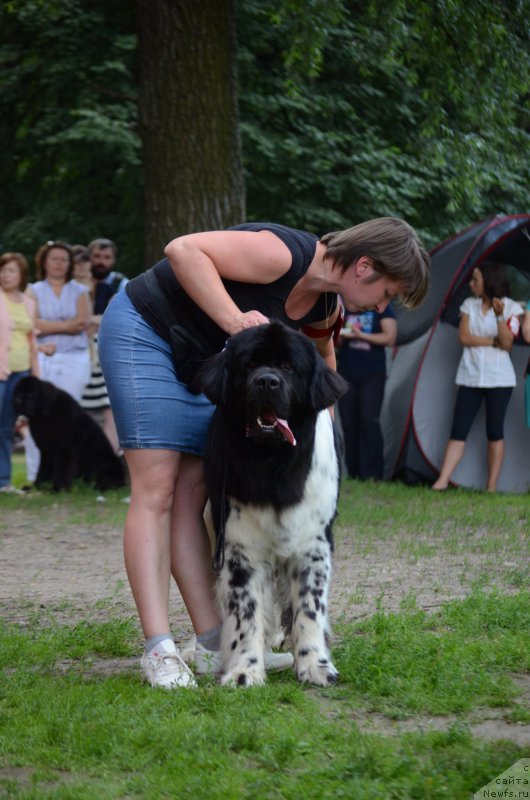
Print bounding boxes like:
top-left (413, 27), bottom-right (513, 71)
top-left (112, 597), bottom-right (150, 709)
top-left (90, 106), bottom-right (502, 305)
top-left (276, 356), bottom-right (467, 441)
top-left (0, 513), bottom-right (510, 629)
top-left (1, 507), bottom-right (528, 745)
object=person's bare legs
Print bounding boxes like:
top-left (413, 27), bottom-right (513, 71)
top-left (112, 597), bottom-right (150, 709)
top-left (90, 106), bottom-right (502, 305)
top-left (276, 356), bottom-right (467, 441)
top-left (432, 439), bottom-right (465, 490)
top-left (123, 448), bottom-right (220, 639)
top-left (170, 453), bottom-right (221, 635)
top-left (486, 439), bottom-right (504, 492)
top-left (123, 448), bottom-right (180, 638)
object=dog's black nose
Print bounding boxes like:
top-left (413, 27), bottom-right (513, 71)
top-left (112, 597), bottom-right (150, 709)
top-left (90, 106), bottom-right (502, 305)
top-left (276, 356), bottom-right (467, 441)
top-left (255, 372), bottom-right (280, 391)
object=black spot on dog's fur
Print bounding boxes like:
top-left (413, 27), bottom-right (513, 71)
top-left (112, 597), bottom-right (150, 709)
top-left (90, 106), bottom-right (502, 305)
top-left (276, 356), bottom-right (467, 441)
top-left (229, 565), bottom-right (252, 588)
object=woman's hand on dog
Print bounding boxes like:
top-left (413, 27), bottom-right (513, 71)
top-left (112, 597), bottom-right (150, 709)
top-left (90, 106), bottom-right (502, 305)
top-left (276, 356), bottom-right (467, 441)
top-left (229, 310), bottom-right (269, 336)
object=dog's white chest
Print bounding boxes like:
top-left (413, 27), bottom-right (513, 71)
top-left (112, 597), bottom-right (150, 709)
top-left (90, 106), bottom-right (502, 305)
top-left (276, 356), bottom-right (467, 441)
top-left (226, 411), bottom-right (338, 558)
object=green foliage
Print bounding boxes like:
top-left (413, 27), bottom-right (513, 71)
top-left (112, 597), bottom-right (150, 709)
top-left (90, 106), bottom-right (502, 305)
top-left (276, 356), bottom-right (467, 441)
top-left (0, 0), bottom-right (528, 274)
top-left (237, 0), bottom-right (530, 243)
top-left (0, 0), bottom-right (142, 274)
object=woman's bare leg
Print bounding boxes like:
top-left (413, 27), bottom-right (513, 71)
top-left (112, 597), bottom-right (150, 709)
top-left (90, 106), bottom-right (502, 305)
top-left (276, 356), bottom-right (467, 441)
top-left (432, 439), bottom-right (465, 490)
top-left (123, 448), bottom-right (180, 639)
top-left (170, 453), bottom-right (221, 635)
top-left (486, 440), bottom-right (504, 492)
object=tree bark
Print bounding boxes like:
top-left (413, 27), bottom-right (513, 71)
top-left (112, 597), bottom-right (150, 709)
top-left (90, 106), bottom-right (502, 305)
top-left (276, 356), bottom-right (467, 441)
top-left (137, 0), bottom-right (245, 264)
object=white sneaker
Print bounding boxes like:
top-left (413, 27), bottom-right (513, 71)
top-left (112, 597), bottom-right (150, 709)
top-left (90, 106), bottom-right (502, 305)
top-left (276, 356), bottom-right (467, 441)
top-left (140, 641), bottom-right (197, 689)
top-left (194, 642), bottom-right (294, 676)
top-left (0, 484), bottom-right (23, 495)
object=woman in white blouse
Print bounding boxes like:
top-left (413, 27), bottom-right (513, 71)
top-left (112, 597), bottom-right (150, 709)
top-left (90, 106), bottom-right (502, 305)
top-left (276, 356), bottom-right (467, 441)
top-left (24, 241), bottom-right (90, 483)
top-left (433, 261), bottom-right (523, 491)
top-left (29, 241), bottom-right (91, 400)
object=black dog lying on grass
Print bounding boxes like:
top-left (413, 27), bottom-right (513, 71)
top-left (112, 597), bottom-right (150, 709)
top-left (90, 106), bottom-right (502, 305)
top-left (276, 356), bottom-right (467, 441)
top-left (13, 376), bottom-right (125, 492)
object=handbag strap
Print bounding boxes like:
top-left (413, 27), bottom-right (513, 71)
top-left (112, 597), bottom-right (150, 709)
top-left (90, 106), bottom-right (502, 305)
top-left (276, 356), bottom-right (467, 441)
top-left (143, 268), bottom-right (178, 329)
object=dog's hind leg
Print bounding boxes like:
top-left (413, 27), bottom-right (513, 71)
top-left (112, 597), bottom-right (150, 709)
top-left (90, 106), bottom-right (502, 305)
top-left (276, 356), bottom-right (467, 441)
top-left (288, 544), bottom-right (339, 686)
top-left (218, 542), bottom-right (268, 687)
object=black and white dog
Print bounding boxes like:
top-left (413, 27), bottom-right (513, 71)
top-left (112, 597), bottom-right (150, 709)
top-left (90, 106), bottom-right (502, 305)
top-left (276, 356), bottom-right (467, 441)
top-left (195, 321), bottom-right (347, 687)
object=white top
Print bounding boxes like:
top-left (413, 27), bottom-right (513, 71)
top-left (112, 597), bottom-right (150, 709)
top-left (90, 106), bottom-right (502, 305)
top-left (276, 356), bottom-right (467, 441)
top-left (32, 279), bottom-right (89, 353)
top-left (455, 296), bottom-right (524, 388)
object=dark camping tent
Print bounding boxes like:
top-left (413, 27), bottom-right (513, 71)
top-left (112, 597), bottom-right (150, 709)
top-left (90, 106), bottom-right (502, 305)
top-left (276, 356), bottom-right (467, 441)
top-left (381, 214), bottom-right (530, 492)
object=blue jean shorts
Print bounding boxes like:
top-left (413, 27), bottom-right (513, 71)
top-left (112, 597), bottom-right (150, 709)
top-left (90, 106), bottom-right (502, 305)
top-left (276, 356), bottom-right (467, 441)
top-left (98, 290), bottom-right (215, 454)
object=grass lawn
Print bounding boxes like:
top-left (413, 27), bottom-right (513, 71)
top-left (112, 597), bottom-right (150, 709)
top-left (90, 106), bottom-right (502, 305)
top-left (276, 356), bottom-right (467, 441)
top-left (0, 461), bottom-right (528, 798)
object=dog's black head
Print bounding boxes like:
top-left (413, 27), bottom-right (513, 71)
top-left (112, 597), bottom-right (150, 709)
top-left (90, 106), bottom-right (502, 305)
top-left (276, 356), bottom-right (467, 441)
top-left (194, 321), bottom-right (347, 446)
top-left (13, 376), bottom-right (58, 418)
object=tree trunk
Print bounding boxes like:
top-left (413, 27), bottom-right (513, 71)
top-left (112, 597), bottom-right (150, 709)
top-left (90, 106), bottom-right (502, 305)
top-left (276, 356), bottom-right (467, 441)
top-left (137, 0), bottom-right (245, 264)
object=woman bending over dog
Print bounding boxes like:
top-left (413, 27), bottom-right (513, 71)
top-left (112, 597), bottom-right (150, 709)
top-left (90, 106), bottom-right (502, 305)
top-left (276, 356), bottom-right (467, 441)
top-left (99, 219), bottom-right (431, 689)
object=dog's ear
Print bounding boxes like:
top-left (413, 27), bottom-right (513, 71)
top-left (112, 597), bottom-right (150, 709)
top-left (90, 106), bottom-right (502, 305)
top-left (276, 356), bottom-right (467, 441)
top-left (193, 350), bottom-right (229, 405)
top-left (308, 359), bottom-right (348, 411)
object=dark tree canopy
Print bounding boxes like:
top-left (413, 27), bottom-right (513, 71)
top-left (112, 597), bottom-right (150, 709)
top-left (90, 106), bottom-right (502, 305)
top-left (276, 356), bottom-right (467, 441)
top-left (0, 0), bottom-right (528, 274)
top-left (238, 0), bottom-right (530, 245)
top-left (0, 0), bottom-right (142, 272)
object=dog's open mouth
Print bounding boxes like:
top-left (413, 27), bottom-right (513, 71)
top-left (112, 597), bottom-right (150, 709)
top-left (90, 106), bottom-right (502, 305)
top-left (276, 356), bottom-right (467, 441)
top-left (245, 409), bottom-right (297, 446)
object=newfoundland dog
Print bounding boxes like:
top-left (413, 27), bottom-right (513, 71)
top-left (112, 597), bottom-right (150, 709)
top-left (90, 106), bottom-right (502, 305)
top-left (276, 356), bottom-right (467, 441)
top-left (195, 321), bottom-right (348, 687)
top-left (13, 376), bottom-right (125, 492)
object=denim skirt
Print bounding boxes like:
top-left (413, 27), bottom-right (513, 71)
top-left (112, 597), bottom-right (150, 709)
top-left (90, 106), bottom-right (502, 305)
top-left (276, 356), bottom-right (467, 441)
top-left (98, 290), bottom-right (214, 454)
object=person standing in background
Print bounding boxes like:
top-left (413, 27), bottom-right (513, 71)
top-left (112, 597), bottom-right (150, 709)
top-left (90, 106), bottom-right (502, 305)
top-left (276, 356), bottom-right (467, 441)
top-left (24, 241), bottom-right (91, 483)
top-left (0, 253), bottom-right (39, 493)
top-left (88, 238), bottom-right (128, 294)
top-left (336, 304), bottom-right (397, 479)
top-left (29, 241), bottom-right (91, 399)
top-left (432, 261), bottom-right (523, 492)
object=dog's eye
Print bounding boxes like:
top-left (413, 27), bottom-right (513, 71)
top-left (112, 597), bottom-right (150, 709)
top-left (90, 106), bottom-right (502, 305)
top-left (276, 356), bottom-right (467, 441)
top-left (280, 360), bottom-right (293, 371)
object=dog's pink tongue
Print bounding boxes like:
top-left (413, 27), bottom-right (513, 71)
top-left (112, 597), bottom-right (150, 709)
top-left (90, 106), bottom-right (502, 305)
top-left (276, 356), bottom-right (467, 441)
top-left (275, 418), bottom-right (297, 446)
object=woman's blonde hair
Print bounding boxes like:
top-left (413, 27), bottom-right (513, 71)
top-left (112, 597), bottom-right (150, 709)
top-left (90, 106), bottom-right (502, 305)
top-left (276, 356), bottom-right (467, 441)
top-left (321, 217), bottom-right (431, 309)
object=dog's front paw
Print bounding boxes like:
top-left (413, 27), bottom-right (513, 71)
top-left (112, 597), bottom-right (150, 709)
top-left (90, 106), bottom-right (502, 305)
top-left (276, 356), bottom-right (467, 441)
top-left (295, 651), bottom-right (339, 686)
top-left (220, 662), bottom-right (267, 688)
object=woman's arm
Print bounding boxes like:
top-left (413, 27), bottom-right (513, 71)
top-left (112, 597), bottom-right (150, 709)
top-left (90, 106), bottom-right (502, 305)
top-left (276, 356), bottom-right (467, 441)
top-left (36, 291), bottom-right (90, 335)
top-left (346, 316), bottom-right (397, 347)
top-left (458, 314), bottom-right (498, 347)
top-left (314, 333), bottom-right (337, 371)
top-left (493, 317), bottom-right (514, 351)
top-left (29, 304), bottom-right (40, 376)
top-left (491, 297), bottom-right (515, 351)
top-left (164, 230), bottom-right (291, 335)
top-left (301, 304), bottom-right (342, 370)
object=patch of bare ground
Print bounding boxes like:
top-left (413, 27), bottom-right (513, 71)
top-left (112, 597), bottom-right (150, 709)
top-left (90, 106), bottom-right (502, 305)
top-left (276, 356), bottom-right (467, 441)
top-left (311, 674), bottom-right (530, 746)
top-left (0, 518), bottom-right (519, 628)
top-left (1, 509), bottom-right (528, 744)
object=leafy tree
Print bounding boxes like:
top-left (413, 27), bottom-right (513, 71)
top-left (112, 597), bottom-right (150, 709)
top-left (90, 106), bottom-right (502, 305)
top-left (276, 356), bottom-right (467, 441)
top-left (237, 0), bottom-right (530, 245)
top-left (0, 0), bottom-right (142, 272)
top-left (0, 0), bottom-right (528, 274)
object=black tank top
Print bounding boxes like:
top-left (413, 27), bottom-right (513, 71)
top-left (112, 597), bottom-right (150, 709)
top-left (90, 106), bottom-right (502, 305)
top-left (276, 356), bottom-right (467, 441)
top-left (126, 222), bottom-right (337, 352)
